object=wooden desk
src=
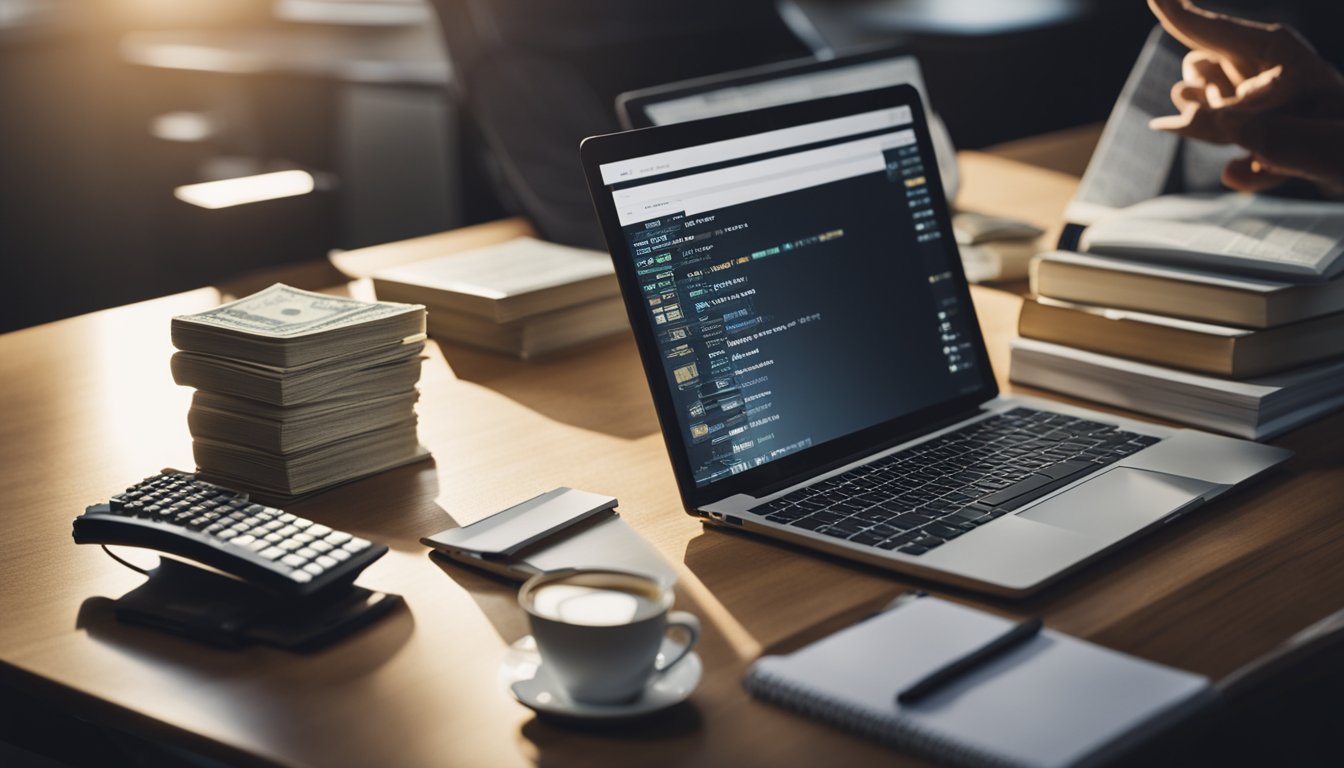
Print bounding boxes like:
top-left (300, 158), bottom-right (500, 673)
top-left (2, 150), bottom-right (1342, 767)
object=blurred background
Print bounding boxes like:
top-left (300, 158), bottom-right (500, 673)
top-left (2, 0), bottom-right (1340, 333)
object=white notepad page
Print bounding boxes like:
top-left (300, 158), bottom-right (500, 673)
top-left (746, 597), bottom-right (1212, 768)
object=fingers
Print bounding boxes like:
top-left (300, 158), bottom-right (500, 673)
top-left (1158, 108), bottom-right (1344, 193)
top-left (1228, 65), bottom-right (1292, 111)
top-left (1220, 154), bottom-right (1292, 192)
top-left (1148, 109), bottom-right (1191, 134)
top-left (1183, 50), bottom-right (1236, 95)
top-left (1170, 81), bottom-right (1205, 111)
top-left (1148, 103), bottom-right (1246, 144)
top-left (1151, 66), bottom-right (1297, 142)
top-left (1149, 0), bottom-right (1344, 197)
top-left (1157, 110), bottom-right (1344, 196)
top-left (1148, 0), bottom-right (1291, 80)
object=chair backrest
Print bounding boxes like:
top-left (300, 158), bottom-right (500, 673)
top-left (1216, 607), bottom-right (1344, 699)
top-left (1105, 606), bottom-right (1344, 766)
top-left (427, 0), bottom-right (814, 248)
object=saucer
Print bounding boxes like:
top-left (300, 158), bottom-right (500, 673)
top-left (500, 635), bottom-right (702, 720)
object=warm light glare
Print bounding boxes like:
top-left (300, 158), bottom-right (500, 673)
top-left (274, 0), bottom-right (432, 26)
top-left (151, 112), bottom-right (215, 143)
top-left (174, 170), bottom-right (315, 209)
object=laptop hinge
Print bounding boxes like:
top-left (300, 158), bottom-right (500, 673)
top-left (750, 405), bottom-right (990, 498)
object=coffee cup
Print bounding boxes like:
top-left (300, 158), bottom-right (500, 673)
top-left (519, 568), bottom-right (700, 705)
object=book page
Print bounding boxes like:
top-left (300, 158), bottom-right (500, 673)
top-left (1067, 28), bottom-right (1183, 225)
top-left (1179, 136), bottom-right (1245, 191)
top-left (1067, 27), bottom-right (1248, 226)
top-left (372, 237), bottom-right (613, 299)
top-left (1080, 194), bottom-right (1344, 279)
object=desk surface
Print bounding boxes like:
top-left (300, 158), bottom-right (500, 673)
top-left (3, 148), bottom-right (1343, 767)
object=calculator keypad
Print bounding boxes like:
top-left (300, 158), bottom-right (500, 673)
top-left (79, 471), bottom-right (386, 595)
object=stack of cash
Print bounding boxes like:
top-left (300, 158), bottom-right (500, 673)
top-left (171, 284), bottom-right (429, 501)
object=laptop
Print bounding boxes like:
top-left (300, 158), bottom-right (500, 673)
top-left (615, 46), bottom-right (960, 200)
top-left (579, 85), bottom-right (1292, 596)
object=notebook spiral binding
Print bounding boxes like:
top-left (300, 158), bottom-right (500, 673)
top-left (743, 666), bottom-right (1022, 768)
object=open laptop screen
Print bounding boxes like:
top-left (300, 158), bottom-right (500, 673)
top-left (615, 47), bottom-right (960, 201)
top-left (584, 87), bottom-right (994, 500)
top-left (617, 49), bottom-right (928, 129)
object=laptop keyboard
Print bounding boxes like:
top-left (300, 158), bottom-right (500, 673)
top-left (749, 408), bottom-right (1160, 557)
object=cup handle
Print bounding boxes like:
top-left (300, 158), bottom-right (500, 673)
top-left (654, 611), bottom-right (701, 674)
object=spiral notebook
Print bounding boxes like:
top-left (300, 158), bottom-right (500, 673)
top-left (744, 596), bottom-right (1213, 768)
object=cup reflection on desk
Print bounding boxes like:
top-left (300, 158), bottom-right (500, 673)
top-left (519, 568), bottom-right (700, 705)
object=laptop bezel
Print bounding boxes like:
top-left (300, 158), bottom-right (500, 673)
top-left (580, 85), bottom-right (997, 510)
top-left (616, 44), bottom-right (918, 130)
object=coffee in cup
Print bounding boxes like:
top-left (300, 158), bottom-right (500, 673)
top-left (520, 568), bottom-right (700, 705)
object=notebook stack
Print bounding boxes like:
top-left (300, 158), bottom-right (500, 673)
top-left (369, 237), bottom-right (628, 359)
top-left (171, 284), bottom-right (429, 502)
top-left (1011, 252), bottom-right (1344, 440)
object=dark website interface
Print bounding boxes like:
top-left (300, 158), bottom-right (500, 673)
top-left (606, 112), bottom-right (980, 487)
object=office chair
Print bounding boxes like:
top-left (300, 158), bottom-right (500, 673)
top-left (425, 0), bottom-right (817, 249)
top-left (1112, 606), bottom-right (1344, 766)
top-left (785, 0), bottom-right (1153, 148)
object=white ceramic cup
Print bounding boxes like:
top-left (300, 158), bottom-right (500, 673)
top-left (519, 568), bottom-right (700, 705)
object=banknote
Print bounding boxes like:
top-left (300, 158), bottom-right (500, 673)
top-left (190, 397), bottom-right (421, 455)
top-left (172, 283), bottom-right (426, 367)
top-left (192, 388), bottom-right (419, 421)
top-left (193, 424), bottom-right (427, 497)
top-left (171, 350), bottom-right (424, 405)
top-left (174, 283), bottom-right (428, 498)
top-left (174, 284), bottom-right (421, 338)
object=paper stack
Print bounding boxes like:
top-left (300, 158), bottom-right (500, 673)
top-left (171, 284), bottom-right (429, 501)
top-left (369, 237), bottom-right (628, 358)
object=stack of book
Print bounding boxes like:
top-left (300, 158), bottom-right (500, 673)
top-left (1012, 250), bottom-right (1344, 440)
top-left (369, 237), bottom-right (627, 359)
top-left (1009, 27), bottom-right (1344, 440)
top-left (171, 284), bottom-right (429, 501)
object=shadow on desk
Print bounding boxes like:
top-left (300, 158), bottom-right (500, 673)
top-left (429, 554), bottom-right (531, 646)
top-left (518, 704), bottom-right (704, 752)
top-left (435, 332), bottom-right (660, 442)
top-left (680, 524), bottom-right (914, 650)
top-left (677, 457), bottom-right (1311, 666)
top-left (74, 593), bottom-right (415, 676)
top-left (289, 459), bottom-right (451, 555)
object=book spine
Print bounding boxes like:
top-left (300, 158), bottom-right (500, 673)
top-left (1016, 301), bottom-right (1235, 377)
top-left (1057, 223), bottom-right (1085, 252)
top-left (1032, 257), bottom-right (1274, 328)
top-left (742, 666), bottom-right (1024, 768)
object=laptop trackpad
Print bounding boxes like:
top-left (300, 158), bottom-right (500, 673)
top-left (1017, 468), bottom-right (1218, 540)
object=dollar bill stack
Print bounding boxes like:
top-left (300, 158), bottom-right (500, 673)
top-left (171, 284), bottom-right (429, 501)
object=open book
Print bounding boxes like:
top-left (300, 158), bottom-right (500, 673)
top-left (1060, 29), bottom-right (1344, 281)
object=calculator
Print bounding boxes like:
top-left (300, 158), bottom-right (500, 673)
top-left (74, 471), bottom-right (388, 598)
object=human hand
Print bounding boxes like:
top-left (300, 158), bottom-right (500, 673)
top-left (1147, 0), bottom-right (1344, 197)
